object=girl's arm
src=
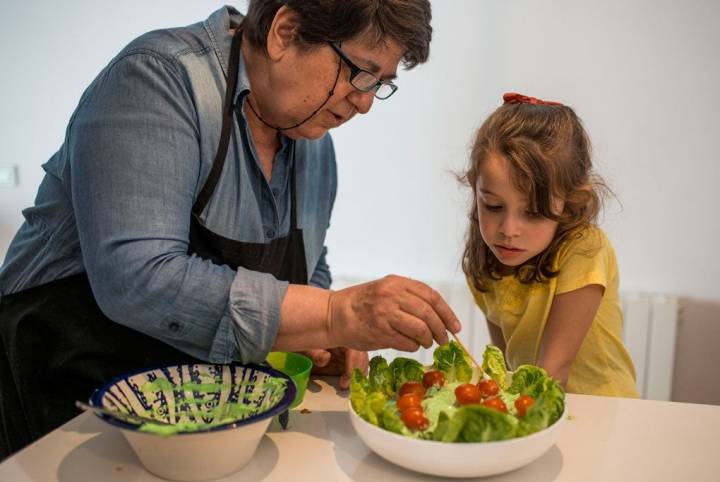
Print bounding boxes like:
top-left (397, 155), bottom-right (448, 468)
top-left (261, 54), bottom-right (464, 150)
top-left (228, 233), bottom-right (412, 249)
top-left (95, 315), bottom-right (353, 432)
top-left (486, 319), bottom-right (507, 354)
top-left (536, 284), bottom-right (603, 387)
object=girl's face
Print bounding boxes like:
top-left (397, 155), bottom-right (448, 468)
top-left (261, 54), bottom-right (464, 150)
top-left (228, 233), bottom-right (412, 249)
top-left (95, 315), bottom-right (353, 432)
top-left (476, 153), bottom-right (564, 268)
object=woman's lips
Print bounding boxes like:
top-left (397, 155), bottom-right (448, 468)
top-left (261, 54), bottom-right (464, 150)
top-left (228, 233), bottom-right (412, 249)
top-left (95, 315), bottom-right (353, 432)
top-left (326, 111), bottom-right (344, 128)
top-left (333, 113), bottom-right (344, 124)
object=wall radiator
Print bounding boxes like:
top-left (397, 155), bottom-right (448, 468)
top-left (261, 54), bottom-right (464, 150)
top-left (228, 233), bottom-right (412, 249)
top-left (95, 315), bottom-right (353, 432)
top-left (333, 279), bottom-right (679, 400)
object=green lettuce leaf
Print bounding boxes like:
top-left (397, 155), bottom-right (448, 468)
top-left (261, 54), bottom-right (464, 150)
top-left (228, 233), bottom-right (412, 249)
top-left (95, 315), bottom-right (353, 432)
top-left (512, 367), bottom-right (565, 436)
top-left (388, 357), bottom-right (425, 392)
top-left (432, 405), bottom-right (518, 442)
top-left (422, 385), bottom-right (459, 432)
top-left (359, 391), bottom-right (388, 426)
top-left (381, 401), bottom-right (405, 434)
top-left (433, 341), bottom-right (473, 383)
top-left (517, 382), bottom-right (565, 436)
top-left (351, 366), bottom-right (391, 428)
top-left (431, 411), bottom-right (453, 442)
top-left (482, 345), bottom-right (508, 389)
top-left (368, 356), bottom-right (394, 397)
top-left (349, 368), bottom-right (369, 414)
top-left (507, 364), bottom-right (548, 395)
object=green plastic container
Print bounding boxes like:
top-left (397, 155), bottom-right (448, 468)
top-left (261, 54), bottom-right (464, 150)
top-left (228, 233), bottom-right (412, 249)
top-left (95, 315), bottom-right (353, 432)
top-left (266, 352), bottom-right (313, 408)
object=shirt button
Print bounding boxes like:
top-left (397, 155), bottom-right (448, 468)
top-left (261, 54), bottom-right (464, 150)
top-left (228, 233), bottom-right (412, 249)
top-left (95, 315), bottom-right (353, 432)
top-left (266, 228), bottom-right (275, 239)
top-left (168, 322), bottom-right (180, 332)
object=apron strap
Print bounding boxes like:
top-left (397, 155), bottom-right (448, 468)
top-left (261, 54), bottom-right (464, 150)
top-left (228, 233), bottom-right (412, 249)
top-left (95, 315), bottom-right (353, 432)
top-left (290, 142), bottom-right (299, 230)
top-left (192, 27), bottom-right (301, 231)
top-left (192, 27), bottom-right (243, 216)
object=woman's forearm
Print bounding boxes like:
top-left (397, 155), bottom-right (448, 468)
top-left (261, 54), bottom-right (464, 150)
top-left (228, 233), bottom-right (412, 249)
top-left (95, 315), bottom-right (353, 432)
top-left (273, 284), bottom-right (334, 351)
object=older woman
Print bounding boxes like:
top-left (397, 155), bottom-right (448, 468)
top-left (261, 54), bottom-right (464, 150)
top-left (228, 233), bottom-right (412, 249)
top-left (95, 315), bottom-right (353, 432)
top-left (0, 1), bottom-right (459, 456)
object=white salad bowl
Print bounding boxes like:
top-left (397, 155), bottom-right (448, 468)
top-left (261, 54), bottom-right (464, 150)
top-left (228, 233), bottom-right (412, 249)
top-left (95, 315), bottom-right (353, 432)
top-left (89, 362), bottom-right (295, 482)
top-left (349, 398), bottom-right (567, 478)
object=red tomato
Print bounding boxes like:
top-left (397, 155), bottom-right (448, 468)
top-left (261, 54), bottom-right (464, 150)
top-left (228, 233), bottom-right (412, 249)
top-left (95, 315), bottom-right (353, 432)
top-left (398, 381), bottom-right (426, 398)
top-left (477, 378), bottom-right (499, 398)
top-left (454, 383), bottom-right (482, 405)
top-left (514, 395), bottom-right (535, 417)
top-left (396, 393), bottom-right (423, 412)
top-left (400, 407), bottom-right (429, 431)
top-left (422, 370), bottom-right (446, 389)
top-left (482, 396), bottom-right (508, 413)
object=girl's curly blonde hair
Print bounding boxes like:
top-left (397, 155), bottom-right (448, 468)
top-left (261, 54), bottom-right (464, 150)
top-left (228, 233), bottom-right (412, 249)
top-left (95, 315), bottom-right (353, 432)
top-left (461, 100), bottom-right (611, 292)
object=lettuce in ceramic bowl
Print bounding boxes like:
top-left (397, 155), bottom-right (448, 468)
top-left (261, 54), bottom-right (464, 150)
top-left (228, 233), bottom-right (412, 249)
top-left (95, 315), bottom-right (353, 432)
top-left (349, 343), bottom-right (566, 478)
top-left (89, 362), bottom-right (294, 481)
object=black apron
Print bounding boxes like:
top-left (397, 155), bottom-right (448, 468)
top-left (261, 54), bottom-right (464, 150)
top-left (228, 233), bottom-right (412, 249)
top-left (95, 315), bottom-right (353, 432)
top-left (0, 26), bottom-right (307, 458)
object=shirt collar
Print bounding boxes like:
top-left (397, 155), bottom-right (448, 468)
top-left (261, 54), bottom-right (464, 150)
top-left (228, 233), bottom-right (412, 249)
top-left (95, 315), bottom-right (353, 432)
top-left (204, 6), bottom-right (292, 149)
top-left (203, 6), bottom-right (251, 104)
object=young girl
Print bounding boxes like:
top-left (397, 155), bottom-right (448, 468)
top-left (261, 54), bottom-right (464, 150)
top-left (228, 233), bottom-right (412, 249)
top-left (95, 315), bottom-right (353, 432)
top-left (462, 93), bottom-right (638, 397)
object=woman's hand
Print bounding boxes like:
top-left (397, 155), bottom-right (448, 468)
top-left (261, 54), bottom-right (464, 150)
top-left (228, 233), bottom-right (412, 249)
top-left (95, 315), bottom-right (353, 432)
top-left (327, 275), bottom-right (462, 352)
top-left (299, 348), bottom-right (369, 389)
top-left (275, 276), bottom-right (462, 358)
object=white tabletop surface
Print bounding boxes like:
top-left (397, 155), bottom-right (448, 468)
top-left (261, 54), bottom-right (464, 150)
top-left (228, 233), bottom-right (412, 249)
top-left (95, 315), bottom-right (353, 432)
top-left (1, 375), bottom-right (719, 481)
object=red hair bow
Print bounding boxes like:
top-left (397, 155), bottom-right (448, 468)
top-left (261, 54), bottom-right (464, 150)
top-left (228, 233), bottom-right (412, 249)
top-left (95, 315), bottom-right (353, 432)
top-left (503, 92), bottom-right (563, 106)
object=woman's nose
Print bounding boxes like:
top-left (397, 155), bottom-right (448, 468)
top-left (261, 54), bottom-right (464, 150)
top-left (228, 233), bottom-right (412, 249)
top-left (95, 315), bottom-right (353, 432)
top-left (347, 89), bottom-right (375, 115)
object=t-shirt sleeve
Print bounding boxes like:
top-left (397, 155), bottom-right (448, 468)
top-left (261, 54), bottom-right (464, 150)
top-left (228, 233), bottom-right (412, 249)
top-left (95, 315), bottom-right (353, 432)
top-left (555, 228), bottom-right (615, 295)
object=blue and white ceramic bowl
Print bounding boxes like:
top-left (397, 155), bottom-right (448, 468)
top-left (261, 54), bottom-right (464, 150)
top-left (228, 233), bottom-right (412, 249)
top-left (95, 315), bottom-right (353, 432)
top-left (89, 363), bottom-right (295, 481)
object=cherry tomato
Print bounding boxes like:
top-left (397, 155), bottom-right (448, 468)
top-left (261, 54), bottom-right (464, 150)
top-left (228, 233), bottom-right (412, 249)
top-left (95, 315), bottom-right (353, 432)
top-left (482, 396), bottom-right (508, 413)
top-left (422, 370), bottom-right (446, 389)
top-left (478, 378), bottom-right (500, 398)
top-left (454, 383), bottom-right (482, 405)
top-left (514, 395), bottom-right (535, 417)
top-left (400, 406), bottom-right (429, 431)
top-left (399, 381), bottom-right (426, 398)
top-left (396, 393), bottom-right (423, 412)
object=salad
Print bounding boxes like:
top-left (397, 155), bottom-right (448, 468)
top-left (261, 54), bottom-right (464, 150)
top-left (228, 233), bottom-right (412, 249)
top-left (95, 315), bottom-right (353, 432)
top-left (350, 342), bottom-right (565, 443)
top-left (132, 376), bottom-right (288, 436)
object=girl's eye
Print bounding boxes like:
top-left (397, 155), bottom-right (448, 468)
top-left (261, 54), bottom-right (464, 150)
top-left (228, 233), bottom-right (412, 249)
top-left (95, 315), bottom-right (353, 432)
top-left (482, 203), bottom-right (502, 212)
top-left (524, 211), bottom-right (546, 220)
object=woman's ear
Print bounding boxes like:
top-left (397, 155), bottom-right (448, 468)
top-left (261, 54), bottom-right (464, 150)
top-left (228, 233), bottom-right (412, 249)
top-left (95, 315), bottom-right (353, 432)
top-left (266, 5), bottom-right (300, 61)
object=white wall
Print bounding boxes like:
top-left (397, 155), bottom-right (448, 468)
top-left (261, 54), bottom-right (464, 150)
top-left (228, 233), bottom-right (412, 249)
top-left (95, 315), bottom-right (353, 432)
top-left (1, 1), bottom-right (719, 301)
top-left (0, 0), bottom-right (230, 253)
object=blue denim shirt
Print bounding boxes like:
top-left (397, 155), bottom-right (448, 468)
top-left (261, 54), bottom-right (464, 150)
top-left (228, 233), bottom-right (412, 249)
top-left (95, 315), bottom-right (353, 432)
top-left (0, 7), bottom-right (337, 364)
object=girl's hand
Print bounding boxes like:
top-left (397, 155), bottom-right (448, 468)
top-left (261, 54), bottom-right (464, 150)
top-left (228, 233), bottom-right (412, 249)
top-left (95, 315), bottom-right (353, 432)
top-left (299, 348), bottom-right (369, 390)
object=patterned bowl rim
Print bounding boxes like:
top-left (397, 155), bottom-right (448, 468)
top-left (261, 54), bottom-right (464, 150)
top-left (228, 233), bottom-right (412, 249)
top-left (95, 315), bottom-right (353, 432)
top-left (88, 362), bottom-right (296, 435)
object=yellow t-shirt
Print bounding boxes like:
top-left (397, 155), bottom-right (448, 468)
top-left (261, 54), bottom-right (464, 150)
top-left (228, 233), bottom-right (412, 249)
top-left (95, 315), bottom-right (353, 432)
top-left (469, 226), bottom-right (639, 397)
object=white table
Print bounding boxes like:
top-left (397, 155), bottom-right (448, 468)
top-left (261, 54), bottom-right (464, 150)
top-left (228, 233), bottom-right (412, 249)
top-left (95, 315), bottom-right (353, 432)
top-left (1, 376), bottom-right (719, 481)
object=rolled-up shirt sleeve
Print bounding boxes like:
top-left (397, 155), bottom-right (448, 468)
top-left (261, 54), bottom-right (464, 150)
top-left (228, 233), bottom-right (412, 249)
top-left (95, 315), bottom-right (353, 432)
top-left (228, 268), bottom-right (289, 363)
top-left (69, 50), bottom-right (286, 364)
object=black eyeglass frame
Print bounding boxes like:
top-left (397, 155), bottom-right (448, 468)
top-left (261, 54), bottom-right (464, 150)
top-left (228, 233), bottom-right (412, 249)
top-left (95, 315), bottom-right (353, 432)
top-left (328, 42), bottom-right (398, 100)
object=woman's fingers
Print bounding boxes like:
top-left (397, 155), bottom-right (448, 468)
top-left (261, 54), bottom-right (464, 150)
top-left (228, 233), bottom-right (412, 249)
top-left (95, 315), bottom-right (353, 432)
top-left (356, 350), bottom-right (369, 375)
top-left (387, 324), bottom-right (423, 352)
top-left (406, 281), bottom-right (462, 335)
top-left (327, 275), bottom-right (461, 352)
top-left (387, 310), bottom-right (434, 348)
top-left (339, 349), bottom-right (369, 389)
top-left (299, 349), bottom-right (331, 368)
top-left (398, 295), bottom-right (448, 347)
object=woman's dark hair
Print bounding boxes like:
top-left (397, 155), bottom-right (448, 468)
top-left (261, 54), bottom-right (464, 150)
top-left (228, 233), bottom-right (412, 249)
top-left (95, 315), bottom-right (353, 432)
top-left (243, 0), bottom-right (432, 68)
top-left (460, 101), bottom-right (611, 292)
